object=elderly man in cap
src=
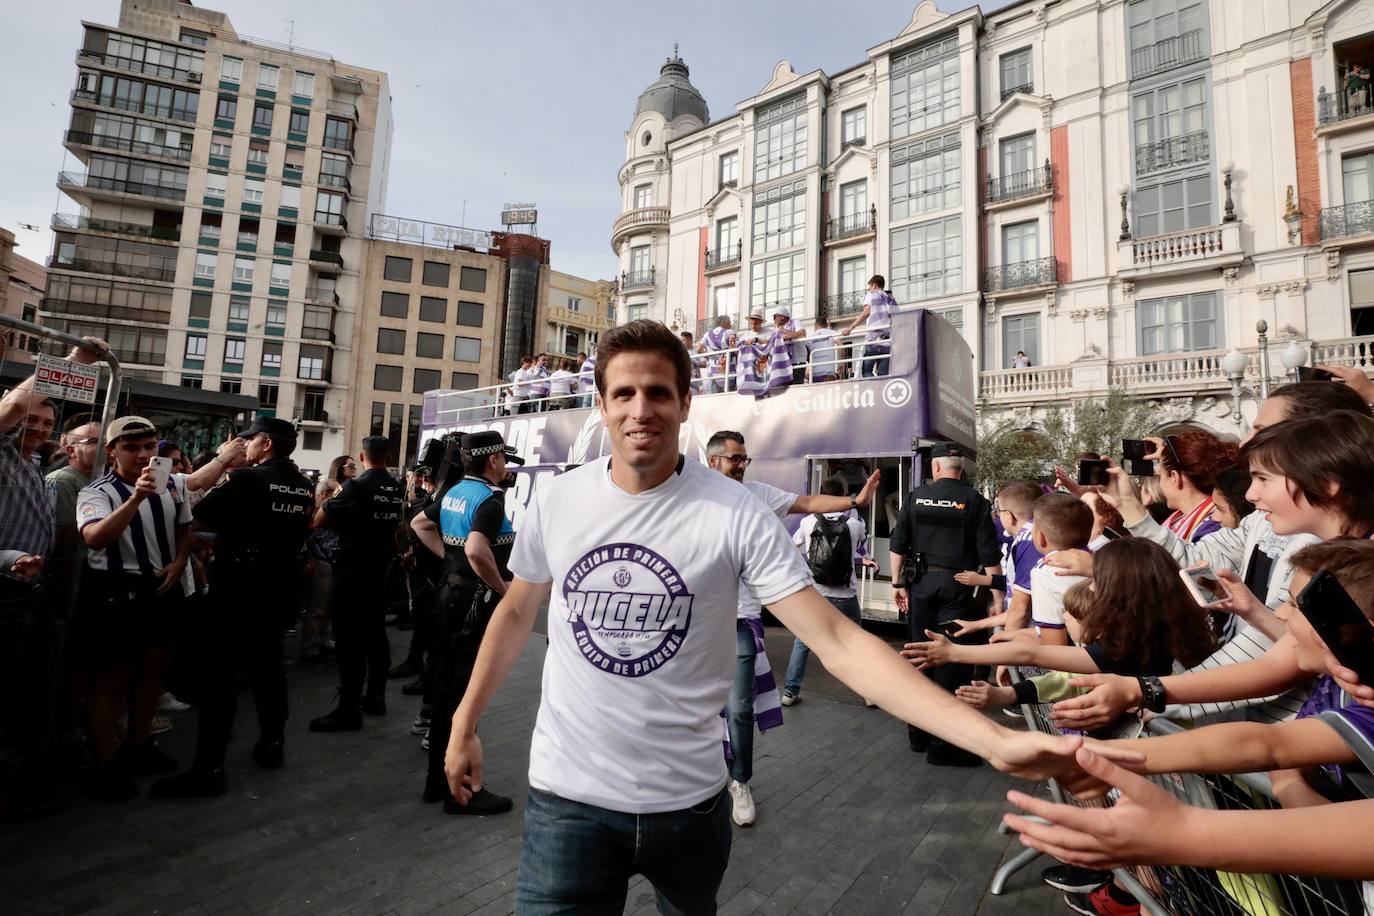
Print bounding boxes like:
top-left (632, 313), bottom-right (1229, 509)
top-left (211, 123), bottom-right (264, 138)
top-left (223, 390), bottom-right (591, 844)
top-left (410, 430), bottom-right (519, 815)
top-left (310, 436), bottom-right (405, 732)
top-left (888, 440), bottom-right (1002, 766)
top-left (770, 305), bottom-right (807, 384)
top-left (153, 417), bottom-right (315, 797)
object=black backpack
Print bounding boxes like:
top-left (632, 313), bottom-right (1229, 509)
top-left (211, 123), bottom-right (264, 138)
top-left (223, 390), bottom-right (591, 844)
top-left (807, 514), bottom-right (853, 586)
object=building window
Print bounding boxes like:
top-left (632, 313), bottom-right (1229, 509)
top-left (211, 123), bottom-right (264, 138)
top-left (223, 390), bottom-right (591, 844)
top-left (298, 345), bottom-right (326, 381)
top-left (629, 245), bottom-right (651, 277)
top-left (839, 180), bottom-right (868, 219)
top-left (292, 71), bottom-right (314, 98)
top-left (890, 216), bottom-right (962, 302)
top-left (841, 107), bottom-right (866, 145)
top-left (279, 185), bottom-right (300, 210)
top-left (627, 304), bottom-right (648, 322)
top-left (891, 133), bottom-right (960, 221)
top-left (195, 251), bottom-right (217, 279)
top-left (257, 64), bottom-right (279, 91)
top-left (457, 301), bottom-right (484, 326)
top-left (1132, 77), bottom-right (1209, 176)
top-left (890, 34), bottom-right (960, 140)
top-left (753, 93), bottom-right (808, 183)
top-left (216, 96), bottom-right (237, 122)
top-left (633, 184), bottom-right (653, 209)
top-left (221, 57), bottom-right (243, 83)
top-left (1000, 133), bottom-right (1036, 178)
top-left (384, 256), bottom-right (412, 282)
top-left (323, 117), bottom-right (351, 150)
top-left (376, 328), bottom-right (406, 354)
top-left (1002, 220), bottom-right (1039, 264)
top-left (413, 368), bottom-right (441, 393)
top-left (1138, 291), bottom-right (1220, 355)
top-left (751, 178), bottom-right (807, 254)
top-left (374, 365), bottom-right (402, 391)
top-left (252, 102), bottom-right (273, 131)
top-left (1002, 313), bottom-right (1041, 367)
top-left (419, 296), bottom-right (446, 322)
top-left (288, 109), bottom-right (309, 135)
top-left (1344, 151), bottom-right (1374, 204)
top-left (713, 284), bottom-right (738, 318)
top-left (302, 305), bottom-right (332, 340)
top-left (242, 178), bottom-right (265, 204)
top-left (453, 336), bottom-right (481, 362)
top-left (259, 383), bottom-right (279, 408)
top-left (839, 257), bottom-right (867, 295)
top-left (719, 150), bottom-right (739, 187)
top-left (459, 266), bottom-right (487, 292)
top-left (224, 337), bottom-right (245, 364)
top-left (715, 216), bottom-right (738, 255)
top-left (204, 171), bottom-right (227, 200)
top-left (1134, 174), bottom-right (1213, 236)
top-left (232, 256), bottom-right (254, 282)
top-left (265, 301), bottom-right (287, 328)
top-left (415, 332), bottom-right (444, 359)
top-left (315, 190), bottom-right (344, 224)
top-left (228, 296), bottom-right (250, 322)
top-left (261, 341), bottom-right (282, 370)
top-left (209, 133), bottom-right (232, 159)
top-left (567, 297), bottom-right (581, 311)
top-left (181, 375), bottom-right (202, 389)
top-left (189, 291), bottom-right (213, 320)
top-left (450, 372), bottom-right (478, 390)
top-left (750, 252), bottom-right (806, 313)
top-left (422, 260), bottom-right (450, 287)
top-left (179, 27), bottom-right (210, 46)
top-left (302, 430), bottom-right (323, 451)
top-left (1000, 48), bottom-right (1033, 98)
top-left (220, 379), bottom-right (242, 395)
top-left (284, 145), bottom-right (305, 172)
top-left (185, 334), bottom-right (207, 358)
top-left (1128, 0), bottom-right (1207, 59)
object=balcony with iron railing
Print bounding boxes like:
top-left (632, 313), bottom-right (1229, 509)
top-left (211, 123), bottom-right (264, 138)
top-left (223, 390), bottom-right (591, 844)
top-left (52, 213), bottom-right (180, 243)
top-left (1135, 130), bottom-right (1209, 175)
top-left (983, 257), bottom-right (1057, 296)
top-left (1320, 200), bottom-right (1374, 245)
top-left (980, 346), bottom-right (1267, 405)
top-left (58, 170), bottom-right (186, 202)
top-left (620, 268), bottom-right (655, 291)
top-left (1318, 83), bottom-right (1374, 128)
top-left (47, 255), bottom-right (176, 283)
top-left (705, 241), bottom-right (742, 271)
top-left (1000, 82), bottom-right (1033, 101)
top-left (611, 206), bottom-right (670, 252)
top-left (824, 207), bottom-right (877, 244)
top-left (77, 47), bottom-right (204, 85)
top-left (69, 89), bottom-right (197, 125)
top-left (986, 163), bottom-right (1052, 205)
top-left (308, 248), bottom-right (344, 267)
top-left (313, 211), bottom-right (348, 234)
top-left (64, 129), bottom-right (192, 163)
top-left (1130, 29), bottom-right (1206, 80)
top-left (1118, 221), bottom-right (1242, 279)
top-left (819, 290), bottom-right (866, 319)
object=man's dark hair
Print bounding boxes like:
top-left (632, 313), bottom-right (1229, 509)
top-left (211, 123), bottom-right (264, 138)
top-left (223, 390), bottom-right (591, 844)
top-left (31, 399), bottom-right (57, 418)
top-left (62, 412), bottom-right (96, 433)
top-left (1290, 539), bottom-right (1374, 619)
top-left (815, 314), bottom-right (830, 328)
top-left (1033, 493), bottom-right (1094, 550)
top-left (705, 430), bottom-right (745, 454)
top-left (1268, 381), bottom-right (1371, 420)
top-left (577, 351), bottom-right (587, 361)
top-left (520, 355), bottom-right (533, 364)
top-left (820, 475), bottom-right (845, 497)
top-left (362, 438), bottom-right (390, 462)
top-left (868, 274), bottom-right (886, 289)
top-left (679, 331), bottom-right (694, 344)
top-left (1213, 463), bottom-right (1255, 522)
top-left (594, 319), bottom-right (694, 401)
top-left (1241, 410), bottom-right (1374, 536)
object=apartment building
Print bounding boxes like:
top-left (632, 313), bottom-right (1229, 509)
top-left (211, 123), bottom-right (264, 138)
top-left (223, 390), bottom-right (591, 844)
top-left (543, 270), bottom-right (615, 366)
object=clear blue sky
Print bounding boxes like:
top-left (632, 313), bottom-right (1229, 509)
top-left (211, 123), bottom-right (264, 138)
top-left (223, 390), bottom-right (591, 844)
top-left (1, 0), bottom-right (1013, 281)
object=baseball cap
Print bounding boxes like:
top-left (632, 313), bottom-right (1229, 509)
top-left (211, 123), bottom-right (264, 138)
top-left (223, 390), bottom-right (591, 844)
top-left (463, 430), bottom-right (525, 466)
top-left (236, 416), bottom-right (298, 441)
top-left (104, 415), bottom-right (158, 446)
top-left (771, 305), bottom-right (791, 318)
top-left (929, 441), bottom-right (966, 459)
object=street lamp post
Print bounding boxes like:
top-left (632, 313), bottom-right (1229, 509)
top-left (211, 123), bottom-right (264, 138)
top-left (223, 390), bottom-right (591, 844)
top-left (1256, 320), bottom-right (1272, 399)
top-left (1118, 184), bottom-right (1132, 241)
top-left (1280, 338), bottom-right (1310, 383)
top-left (1222, 348), bottom-right (1250, 427)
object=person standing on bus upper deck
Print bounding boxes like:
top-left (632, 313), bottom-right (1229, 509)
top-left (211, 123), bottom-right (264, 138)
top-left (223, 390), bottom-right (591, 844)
top-left (771, 306), bottom-right (808, 385)
top-left (680, 332), bottom-right (707, 395)
top-left (807, 316), bottom-right (840, 383)
top-left (527, 354), bottom-right (552, 412)
top-left (699, 316), bottom-right (733, 394)
top-left (577, 351), bottom-right (596, 409)
top-left (510, 356), bottom-right (534, 415)
top-left (705, 430), bottom-right (880, 828)
top-left (840, 275), bottom-right (895, 378)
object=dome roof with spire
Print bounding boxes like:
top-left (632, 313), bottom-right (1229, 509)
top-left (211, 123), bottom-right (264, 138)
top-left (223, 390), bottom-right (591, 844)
top-left (634, 50), bottom-right (709, 125)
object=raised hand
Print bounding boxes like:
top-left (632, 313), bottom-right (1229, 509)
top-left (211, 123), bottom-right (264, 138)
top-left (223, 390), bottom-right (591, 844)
top-left (899, 630), bottom-right (951, 668)
top-left (1049, 673), bottom-right (1139, 730)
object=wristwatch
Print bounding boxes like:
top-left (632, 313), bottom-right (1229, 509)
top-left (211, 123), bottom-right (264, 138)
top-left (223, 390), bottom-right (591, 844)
top-left (850, 495), bottom-right (858, 509)
top-left (1136, 675), bottom-right (1168, 714)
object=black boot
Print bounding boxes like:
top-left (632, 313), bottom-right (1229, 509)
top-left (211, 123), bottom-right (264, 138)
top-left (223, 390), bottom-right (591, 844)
top-left (361, 695), bottom-right (387, 716)
top-left (309, 707), bottom-right (363, 732)
top-left (252, 739), bottom-right (285, 769)
top-left (443, 787), bottom-right (513, 816)
top-left (388, 659), bottom-right (422, 679)
top-left (150, 767), bottom-right (227, 799)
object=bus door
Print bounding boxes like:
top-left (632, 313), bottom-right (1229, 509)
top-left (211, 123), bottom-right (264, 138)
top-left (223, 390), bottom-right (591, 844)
top-left (806, 454), bottom-right (915, 624)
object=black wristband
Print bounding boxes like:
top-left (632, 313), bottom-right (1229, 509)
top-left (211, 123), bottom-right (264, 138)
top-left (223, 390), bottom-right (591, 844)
top-left (850, 495), bottom-right (858, 509)
top-left (1135, 675), bottom-right (1167, 713)
top-left (1012, 679), bottom-right (1040, 706)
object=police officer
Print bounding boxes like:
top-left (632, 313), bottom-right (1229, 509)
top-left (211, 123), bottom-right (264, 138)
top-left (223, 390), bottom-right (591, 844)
top-left (152, 417), bottom-right (315, 797)
top-left (409, 431), bottom-right (516, 816)
top-left (888, 441), bottom-right (1002, 767)
top-left (389, 465), bottom-right (440, 696)
top-left (310, 436), bottom-right (405, 731)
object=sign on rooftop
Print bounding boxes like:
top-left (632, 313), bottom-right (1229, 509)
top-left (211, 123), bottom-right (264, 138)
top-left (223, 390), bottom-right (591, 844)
top-left (368, 214), bottom-right (493, 251)
top-left (501, 202), bottom-right (538, 226)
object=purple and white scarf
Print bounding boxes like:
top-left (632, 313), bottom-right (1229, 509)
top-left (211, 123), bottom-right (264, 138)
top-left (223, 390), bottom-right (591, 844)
top-left (721, 616), bottom-right (785, 760)
top-left (736, 332), bottom-right (793, 397)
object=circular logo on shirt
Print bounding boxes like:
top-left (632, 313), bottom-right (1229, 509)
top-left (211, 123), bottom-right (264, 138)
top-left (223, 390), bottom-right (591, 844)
top-left (882, 378), bottom-right (913, 409)
top-left (561, 542), bottom-right (695, 678)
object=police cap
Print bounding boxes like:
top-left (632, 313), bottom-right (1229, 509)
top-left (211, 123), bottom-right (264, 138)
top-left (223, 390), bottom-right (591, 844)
top-left (929, 441), bottom-right (966, 459)
top-left (236, 416), bottom-right (298, 441)
top-left (463, 430), bottom-right (524, 466)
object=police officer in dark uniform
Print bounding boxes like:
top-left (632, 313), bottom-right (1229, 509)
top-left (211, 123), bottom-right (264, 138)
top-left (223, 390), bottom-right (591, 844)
top-left (409, 431), bottom-right (517, 816)
top-left (310, 436), bottom-right (405, 731)
top-left (389, 466), bottom-right (440, 695)
top-left (151, 417), bottom-right (315, 797)
top-left (889, 441), bottom-right (1002, 767)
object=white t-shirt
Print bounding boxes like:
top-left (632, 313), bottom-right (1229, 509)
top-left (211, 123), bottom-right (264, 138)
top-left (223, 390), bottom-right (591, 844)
top-left (549, 369), bottom-right (574, 397)
top-left (793, 512), bottom-right (867, 599)
top-left (808, 328), bottom-right (839, 378)
top-left (510, 456), bottom-right (812, 813)
top-left (1029, 551), bottom-right (1087, 634)
top-left (510, 367), bottom-right (531, 398)
top-left (736, 480), bottom-right (798, 619)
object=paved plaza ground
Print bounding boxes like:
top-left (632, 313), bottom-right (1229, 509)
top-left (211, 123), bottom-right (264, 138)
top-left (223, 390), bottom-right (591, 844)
top-left (1, 624), bottom-right (1066, 915)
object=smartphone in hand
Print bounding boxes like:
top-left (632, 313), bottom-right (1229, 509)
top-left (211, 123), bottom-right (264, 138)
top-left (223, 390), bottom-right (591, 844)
top-left (1179, 564), bottom-right (1228, 608)
top-left (1297, 569), bottom-right (1374, 686)
top-left (1077, 459), bottom-right (1110, 487)
top-left (1121, 439), bottom-right (1155, 476)
top-left (148, 456), bottom-right (173, 495)
top-left (1296, 366), bottom-right (1335, 383)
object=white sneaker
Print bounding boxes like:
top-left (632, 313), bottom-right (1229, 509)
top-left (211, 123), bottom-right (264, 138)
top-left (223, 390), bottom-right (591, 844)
top-left (728, 779), bottom-right (756, 827)
top-left (863, 697), bottom-right (877, 708)
top-left (780, 692), bottom-right (799, 707)
top-left (420, 728), bottom-right (430, 751)
top-left (158, 692), bottom-right (190, 713)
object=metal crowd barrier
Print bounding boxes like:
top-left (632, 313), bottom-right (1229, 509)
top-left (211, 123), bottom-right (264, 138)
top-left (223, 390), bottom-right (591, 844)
top-left (991, 673), bottom-right (1370, 915)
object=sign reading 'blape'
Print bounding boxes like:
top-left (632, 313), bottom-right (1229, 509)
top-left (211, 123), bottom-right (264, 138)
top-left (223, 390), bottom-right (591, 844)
top-left (368, 214), bottom-right (493, 251)
top-left (33, 354), bottom-right (98, 404)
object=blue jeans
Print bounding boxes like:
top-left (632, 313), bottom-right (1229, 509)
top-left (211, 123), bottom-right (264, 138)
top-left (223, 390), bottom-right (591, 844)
top-left (861, 344), bottom-right (890, 377)
top-left (727, 619), bottom-right (755, 784)
top-left (784, 595), bottom-right (861, 696)
top-left (516, 786), bottom-right (731, 915)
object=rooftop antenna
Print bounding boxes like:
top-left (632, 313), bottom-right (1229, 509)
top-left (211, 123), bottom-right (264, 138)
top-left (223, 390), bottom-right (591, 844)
top-left (285, 19), bottom-right (296, 51)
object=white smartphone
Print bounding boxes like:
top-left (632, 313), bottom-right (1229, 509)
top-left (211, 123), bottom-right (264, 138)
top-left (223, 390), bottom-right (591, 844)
top-left (148, 456), bottom-right (173, 495)
top-left (1179, 564), bottom-right (1228, 608)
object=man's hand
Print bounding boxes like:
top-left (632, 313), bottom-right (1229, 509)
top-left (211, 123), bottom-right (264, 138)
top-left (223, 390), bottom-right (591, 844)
top-left (1316, 363), bottom-right (1374, 404)
top-left (956, 680), bottom-right (994, 709)
top-left (1053, 466), bottom-right (1086, 497)
top-left (1330, 663), bottom-right (1374, 710)
top-left (893, 585), bottom-right (908, 613)
top-left (1100, 460), bottom-right (1147, 523)
top-left (1212, 569), bottom-right (1266, 621)
top-left (990, 628), bottom-right (1037, 644)
top-left (954, 570), bottom-right (992, 587)
top-left (9, 555), bottom-right (43, 579)
top-left (995, 664), bottom-right (1013, 687)
top-left (1004, 747), bottom-right (1195, 868)
top-left (900, 630), bottom-right (952, 668)
top-left (445, 730), bottom-right (484, 804)
top-left (132, 465), bottom-right (159, 503)
top-left (943, 617), bottom-right (984, 637)
top-left (68, 337), bottom-right (109, 365)
top-left (217, 437), bottom-right (246, 464)
top-left (1045, 549), bottom-right (1093, 578)
top-left (990, 733), bottom-right (1145, 801)
top-left (860, 556), bottom-right (879, 571)
top-left (1049, 673), bottom-right (1141, 730)
top-left (156, 559), bottom-right (187, 594)
top-left (854, 470), bottom-right (881, 508)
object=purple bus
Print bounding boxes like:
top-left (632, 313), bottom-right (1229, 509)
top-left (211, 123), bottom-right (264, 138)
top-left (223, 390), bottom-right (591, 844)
top-left (420, 308), bottom-right (976, 621)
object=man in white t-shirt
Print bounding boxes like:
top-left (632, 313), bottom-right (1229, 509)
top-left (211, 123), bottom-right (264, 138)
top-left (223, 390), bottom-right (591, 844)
top-left (509, 355), bottom-right (534, 414)
top-left (547, 360), bottom-right (575, 410)
top-left (443, 319), bottom-right (1131, 914)
top-left (704, 429), bottom-right (878, 827)
top-left (807, 315), bottom-right (841, 382)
